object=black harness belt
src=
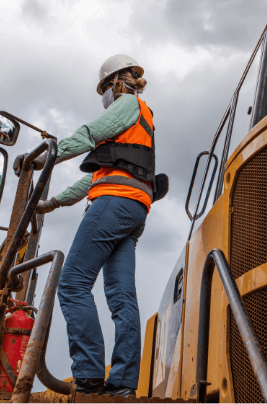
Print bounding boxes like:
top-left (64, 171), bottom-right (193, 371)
top-left (80, 142), bottom-right (155, 183)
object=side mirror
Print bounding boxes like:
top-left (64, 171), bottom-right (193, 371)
top-left (0, 112), bottom-right (20, 146)
top-left (0, 148), bottom-right (8, 204)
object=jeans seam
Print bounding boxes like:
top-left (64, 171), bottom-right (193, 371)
top-left (122, 303), bottom-right (129, 385)
top-left (69, 303), bottom-right (80, 376)
top-left (116, 274), bottom-right (129, 384)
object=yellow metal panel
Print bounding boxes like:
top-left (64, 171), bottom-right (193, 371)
top-left (181, 195), bottom-right (227, 400)
top-left (136, 313), bottom-right (157, 398)
top-left (180, 116), bottom-right (267, 402)
top-left (105, 364), bottom-right (111, 380)
top-left (225, 116), bottom-right (267, 171)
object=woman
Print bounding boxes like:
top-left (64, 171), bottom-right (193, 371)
top-left (15, 55), bottom-right (167, 397)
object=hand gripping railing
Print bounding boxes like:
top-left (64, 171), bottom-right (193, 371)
top-left (0, 139), bottom-right (57, 289)
top-left (8, 252), bottom-right (73, 403)
top-left (195, 249), bottom-right (267, 403)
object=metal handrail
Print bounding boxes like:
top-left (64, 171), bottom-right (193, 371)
top-left (195, 249), bottom-right (267, 403)
top-left (0, 139), bottom-right (57, 288)
top-left (185, 151), bottom-right (218, 221)
top-left (9, 251), bottom-right (71, 403)
top-left (187, 25), bottom-right (267, 240)
top-left (36, 314), bottom-right (73, 395)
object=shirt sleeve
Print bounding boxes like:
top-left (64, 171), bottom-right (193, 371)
top-left (56, 94), bottom-right (140, 164)
top-left (55, 174), bottom-right (93, 206)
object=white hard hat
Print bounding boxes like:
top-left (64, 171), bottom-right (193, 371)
top-left (97, 54), bottom-right (144, 95)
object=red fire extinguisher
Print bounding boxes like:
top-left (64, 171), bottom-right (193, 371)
top-left (0, 301), bottom-right (34, 399)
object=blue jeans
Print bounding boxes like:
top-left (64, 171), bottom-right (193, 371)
top-left (57, 195), bottom-right (147, 389)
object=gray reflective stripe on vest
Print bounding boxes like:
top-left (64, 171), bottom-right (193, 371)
top-left (139, 115), bottom-right (153, 139)
top-left (90, 175), bottom-right (153, 200)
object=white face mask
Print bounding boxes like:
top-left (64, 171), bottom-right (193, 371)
top-left (102, 86), bottom-right (114, 109)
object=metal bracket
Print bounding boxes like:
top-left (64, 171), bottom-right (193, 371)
top-left (190, 380), bottom-right (211, 401)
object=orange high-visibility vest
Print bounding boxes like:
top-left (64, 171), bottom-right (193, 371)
top-left (86, 97), bottom-right (154, 210)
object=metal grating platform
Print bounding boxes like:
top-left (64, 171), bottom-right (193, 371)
top-left (29, 391), bottom-right (196, 403)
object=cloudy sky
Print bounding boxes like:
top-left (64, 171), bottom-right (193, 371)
top-left (0, 0), bottom-right (267, 393)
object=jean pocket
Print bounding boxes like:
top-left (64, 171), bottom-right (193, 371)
top-left (114, 205), bottom-right (137, 227)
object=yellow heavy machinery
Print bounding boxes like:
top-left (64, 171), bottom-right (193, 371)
top-left (0, 27), bottom-right (267, 403)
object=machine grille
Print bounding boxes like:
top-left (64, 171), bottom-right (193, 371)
top-left (231, 147), bottom-right (267, 279)
top-left (230, 288), bottom-right (267, 403)
top-left (230, 148), bottom-right (267, 402)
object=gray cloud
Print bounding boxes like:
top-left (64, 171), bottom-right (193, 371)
top-left (129, 0), bottom-right (267, 51)
top-left (165, 0), bottom-right (267, 50)
top-left (21, 0), bottom-right (49, 23)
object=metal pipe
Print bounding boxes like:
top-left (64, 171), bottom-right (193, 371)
top-left (236, 25), bottom-right (267, 93)
top-left (187, 27), bottom-right (267, 239)
top-left (0, 167), bottom-right (34, 327)
top-left (185, 152), bottom-right (218, 221)
top-left (31, 213), bottom-right (38, 234)
top-left (11, 250), bottom-right (64, 403)
top-left (187, 107), bottom-right (230, 241)
top-left (196, 249), bottom-right (267, 403)
top-left (251, 31), bottom-right (267, 128)
top-left (213, 92), bottom-right (239, 203)
top-left (36, 315), bottom-right (73, 395)
top-left (0, 139), bottom-right (57, 289)
top-left (0, 167), bottom-right (33, 269)
top-left (0, 111), bottom-right (57, 141)
top-left (26, 269), bottom-right (38, 306)
top-left (23, 141), bottom-right (51, 171)
top-left (16, 179), bottom-right (51, 302)
top-left (8, 252), bottom-right (58, 287)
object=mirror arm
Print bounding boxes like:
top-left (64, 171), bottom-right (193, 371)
top-left (0, 112), bottom-right (57, 141)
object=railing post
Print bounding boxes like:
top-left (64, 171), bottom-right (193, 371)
top-left (9, 251), bottom-right (66, 403)
top-left (251, 32), bottom-right (267, 128)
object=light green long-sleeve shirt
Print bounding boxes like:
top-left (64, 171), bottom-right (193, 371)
top-left (55, 94), bottom-right (140, 206)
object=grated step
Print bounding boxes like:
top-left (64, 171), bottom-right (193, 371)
top-left (75, 392), bottom-right (195, 403)
top-left (29, 391), bottom-right (195, 403)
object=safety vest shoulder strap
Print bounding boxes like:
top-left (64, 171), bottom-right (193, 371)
top-left (139, 115), bottom-right (153, 139)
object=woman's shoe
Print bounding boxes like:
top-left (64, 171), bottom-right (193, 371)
top-left (101, 382), bottom-right (136, 397)
top-left (75, 378), bottom-right (104, 395)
